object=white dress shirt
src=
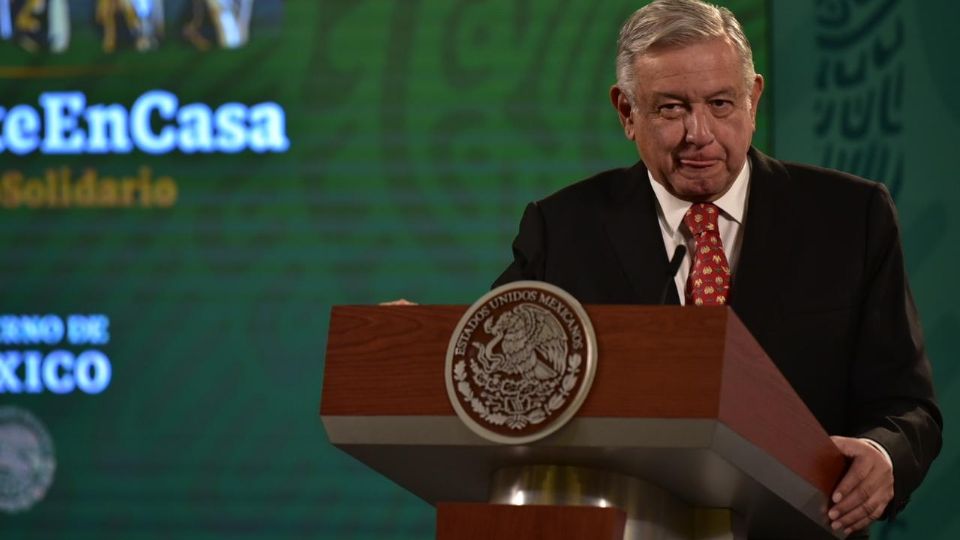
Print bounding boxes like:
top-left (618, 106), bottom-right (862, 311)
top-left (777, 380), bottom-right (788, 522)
top-left (648, 162), bottom-right (751, 305)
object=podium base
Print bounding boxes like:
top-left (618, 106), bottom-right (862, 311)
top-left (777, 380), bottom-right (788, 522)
top-left (483, 465), bottom-right (745, 540)
top-left (437, 502), bottom-right (626, 540)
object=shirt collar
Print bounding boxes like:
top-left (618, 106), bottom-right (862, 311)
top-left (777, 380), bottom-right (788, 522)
top-left (647, 159), bottom-right (751, 235)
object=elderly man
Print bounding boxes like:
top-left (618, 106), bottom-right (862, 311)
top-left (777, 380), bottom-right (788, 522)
top-left (494, 0), bottom-right (942, 536)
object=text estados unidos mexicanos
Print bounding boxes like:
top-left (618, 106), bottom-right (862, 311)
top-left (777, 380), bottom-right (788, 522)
top-left (453, 290), bottom-right (583, 356)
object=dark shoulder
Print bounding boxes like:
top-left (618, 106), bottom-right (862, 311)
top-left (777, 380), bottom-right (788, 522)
top-left (751, 149), bottom-right (891, 214)
top-left (768, 158), bottom-right (889, 203)
top-left (535, 164), bottom-right (642, 214)
top-left (779, 159), bottom-right (886, 198)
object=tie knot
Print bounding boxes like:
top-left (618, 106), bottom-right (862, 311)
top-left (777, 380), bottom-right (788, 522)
top-left (684, 203), bottom-right (720, 236)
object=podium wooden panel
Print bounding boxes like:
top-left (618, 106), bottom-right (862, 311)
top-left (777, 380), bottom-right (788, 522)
top-left (321, 305), bottom-right (847, 539)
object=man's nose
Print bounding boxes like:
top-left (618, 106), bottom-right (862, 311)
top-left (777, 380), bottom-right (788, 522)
top-left (683, 107), bottom-right (715, 146)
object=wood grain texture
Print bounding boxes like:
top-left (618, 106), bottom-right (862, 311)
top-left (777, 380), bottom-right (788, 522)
top-left (436, 503), bottom-right (626, 540)
top-left (579, 305), bottom-right (725, 417)
top-left (718, 314), bottom-right (847, 497)
top-left (321, 305), bottom-right (728, 417)
top-left (321, 305), bottom-right (461, 415)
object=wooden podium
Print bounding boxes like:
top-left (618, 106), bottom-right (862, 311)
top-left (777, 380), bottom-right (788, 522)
top-left (321, 305), bottom-right (847, 540)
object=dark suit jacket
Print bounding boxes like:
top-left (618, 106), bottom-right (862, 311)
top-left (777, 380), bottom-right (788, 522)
top-left (493, 148), bottom-right (942, 516)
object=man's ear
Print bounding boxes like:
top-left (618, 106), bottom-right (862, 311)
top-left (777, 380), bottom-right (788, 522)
top-left (749, 74), bottom-right (765, 126)
top-left (610, 85), bottom-right (635, 140)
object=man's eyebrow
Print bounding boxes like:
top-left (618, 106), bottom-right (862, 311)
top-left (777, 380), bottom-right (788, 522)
top-left (706, 87), bottom-right (739, 98)
top-left (650, 87), bottom-right (740, 102)
top-left (651, 92), bottom-right (688, 102)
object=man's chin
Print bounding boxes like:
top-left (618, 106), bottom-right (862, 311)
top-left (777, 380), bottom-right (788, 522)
top-left (668, 175), bottom-right (731, 202)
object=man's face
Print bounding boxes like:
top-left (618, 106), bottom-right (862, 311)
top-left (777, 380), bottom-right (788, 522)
top-left (612, 37), bottom-right (763, 202)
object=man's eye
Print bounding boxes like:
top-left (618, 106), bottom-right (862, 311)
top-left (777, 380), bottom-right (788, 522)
top-left (658, 104), bottom-right (684, 118)
top-left (710, 99), bottom-right (733, 110)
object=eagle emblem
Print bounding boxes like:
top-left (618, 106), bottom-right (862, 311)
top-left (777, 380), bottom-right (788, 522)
top-left (445, 282), bottom-right (597, 444)
top-left (475, 304), bottom-right (567, 381)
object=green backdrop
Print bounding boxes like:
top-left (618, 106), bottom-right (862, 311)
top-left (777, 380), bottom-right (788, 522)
top-left (770, 2), bottom-right (958, 539)
top-left (0, 1), bottom-right (952, 539)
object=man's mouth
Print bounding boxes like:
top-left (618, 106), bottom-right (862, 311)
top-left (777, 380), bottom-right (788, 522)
top-left (678, 158), bottom-right (722, 169)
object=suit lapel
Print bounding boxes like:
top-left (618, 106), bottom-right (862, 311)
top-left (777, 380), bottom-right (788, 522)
top-left (601, 161), bottom-right (675, 304)
top-left (731, 148), bottom-right (793, 338)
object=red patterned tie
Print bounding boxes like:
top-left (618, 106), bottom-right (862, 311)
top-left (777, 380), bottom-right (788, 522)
top-left (684, 203), bottom-right (731, 306)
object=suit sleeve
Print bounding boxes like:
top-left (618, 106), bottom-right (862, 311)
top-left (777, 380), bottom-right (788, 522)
top-left (492, 202), bottom-right (547, 288)
top-left (850, 183), bottom-right (943, 517)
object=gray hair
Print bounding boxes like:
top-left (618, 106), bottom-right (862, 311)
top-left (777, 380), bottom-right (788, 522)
top-left (615, 0), bottom-right (756, 103)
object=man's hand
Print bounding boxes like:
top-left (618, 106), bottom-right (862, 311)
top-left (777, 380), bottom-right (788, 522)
top-left (828, 436), bottom-right (894, 535)
top-left (379, 299), bottom-right (417, 306)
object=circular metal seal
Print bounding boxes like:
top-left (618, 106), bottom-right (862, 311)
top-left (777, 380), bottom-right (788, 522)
top-left (445, 281), bottom-right (598, 444)
top-left (0, 406), bottom-right (56, 513)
